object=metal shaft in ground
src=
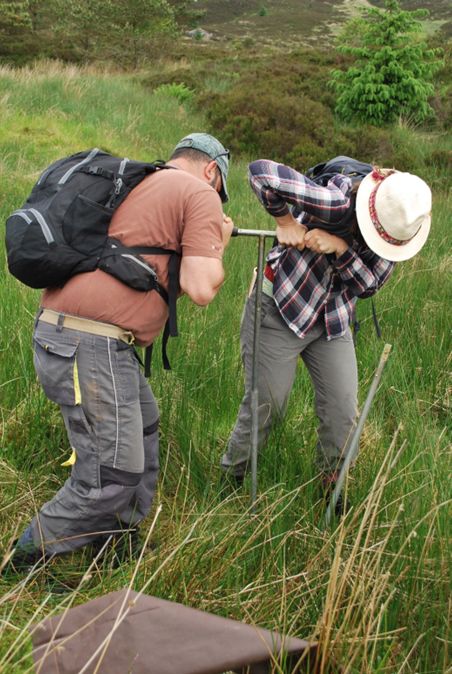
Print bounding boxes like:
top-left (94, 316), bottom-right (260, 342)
top-left (325, 343), bottom-right (392, 526)
top-left (232, 226), bottom-right (276, 508)
top-left (250, 234), bottom-right (266, 509)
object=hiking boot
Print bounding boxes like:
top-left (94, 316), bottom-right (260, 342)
top-left (328, 492), bottom-right (349, 517)
top-left (91, 524), bottom-right (155, 568)
top-left (114, 526), bottom-right (146, 561)
top-left (1, 531), bottom-right (45, 577)
top-left (218, 472), bottom-right (245, 499)
top-left (321, 472), bottom-right (351, 518)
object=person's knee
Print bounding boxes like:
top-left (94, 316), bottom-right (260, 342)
top-left (143, 418), bottom-right (159, 437)
top-left (100, 465), bottom-right (143, 487)
top-left (143, 418), bottom-right (159, 471)
top-left (340, 386), bottom-right (358, 412)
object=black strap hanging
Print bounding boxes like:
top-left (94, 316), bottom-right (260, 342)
top-left (352, 317), bottom-right (360, 345)
top-left (143, 320), bottom-right (172, 378)
top-left (144, 344), bottom-right (153, 378)
top-left (132, 247), bottom-right (181, 377)
top-left (167, 252), bottom-right (181, 337)
top-left (371, 298), bottom-right (382, 339)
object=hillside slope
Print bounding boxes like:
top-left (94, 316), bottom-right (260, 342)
top-left (193, 0), bottom-right (451, 42)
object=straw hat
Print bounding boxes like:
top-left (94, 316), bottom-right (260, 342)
top-left (356, 169), bottom-right (431, 261)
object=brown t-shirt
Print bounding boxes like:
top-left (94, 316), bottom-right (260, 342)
top-left (42, 168), bottom-right (224, 345)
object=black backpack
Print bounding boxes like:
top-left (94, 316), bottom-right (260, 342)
top-left (305, 155), bottom-right (373, 244)
top-left (306, 155), bottom-right (373, 187)
top-left (306, 155), bottom-right (381, 339)
top-left (5, 148), bottom-right (180, 374)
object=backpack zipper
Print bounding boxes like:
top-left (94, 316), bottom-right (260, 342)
top-left (12, 209), bottom-right (32, 224)
top-left (58, 147), bottom-right (100, 185)
top-left (120, 254), bottom-right (158, 280)
top-left (37, 166), bottom-right (53, 186)
top-left (28, 208), bottom-right (55, 244)
top-left (114, 158), bottom-right (130, 195)
top-left (119, 158), bottom-right (129, 175)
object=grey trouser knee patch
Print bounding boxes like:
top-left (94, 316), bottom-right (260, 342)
top-left (143, 419), bottom-right (159, 436)
top-left (100, 465), bottom-right (143, 487)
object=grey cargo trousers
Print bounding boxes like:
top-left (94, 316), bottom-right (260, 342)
top-left (221, 292), bottom-right (358, 477)
top-left (28, 317), bottom-right (159, 555)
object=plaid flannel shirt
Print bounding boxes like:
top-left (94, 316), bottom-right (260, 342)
top-left (249, 159), bottom-right (395, 340)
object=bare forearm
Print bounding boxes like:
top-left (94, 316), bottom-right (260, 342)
top-left (180, 256), bottom-right (225, 306)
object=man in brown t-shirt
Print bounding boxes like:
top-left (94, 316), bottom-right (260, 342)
top-left (9, 133), bottom-right (234, 572)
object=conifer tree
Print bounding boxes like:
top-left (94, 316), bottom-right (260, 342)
top-left (49, 0), bottom-right (112, 57)
top-left (106, 0), bottom-right (177, 66)
top-left (0, 2), bottom-right (36, 62)
top-left (0, 1), bottom-right (31, 31)
top-left (330, 0), bottom-right (442, 125)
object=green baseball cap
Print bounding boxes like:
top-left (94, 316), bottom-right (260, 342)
top-left (173, 132), bottom-right (230, 203)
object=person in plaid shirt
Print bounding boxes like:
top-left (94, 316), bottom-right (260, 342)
top-left (220, 158), bottom-right (431, 512)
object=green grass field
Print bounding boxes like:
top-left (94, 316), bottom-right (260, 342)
top-left (0, 63), bottom-right (450, 673)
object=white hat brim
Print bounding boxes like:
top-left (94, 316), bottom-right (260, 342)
top-left (356, 172), bottom-right (431, 262)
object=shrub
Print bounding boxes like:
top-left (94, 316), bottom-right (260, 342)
top-left (154, 81), bottom-right (195, 104)
top-left (199, 49), bottom-right (338, 167)
top-left (205, 87), bottom-right (335, 169)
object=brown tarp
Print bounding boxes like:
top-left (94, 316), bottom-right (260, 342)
top-left (30, 588), bottom-right (320, 673)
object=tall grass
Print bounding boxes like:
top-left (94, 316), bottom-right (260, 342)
top-left (0, 63), bottom-right (450, 673)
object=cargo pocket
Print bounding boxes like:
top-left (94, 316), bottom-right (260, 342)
top-left (33, 334), bottom-right (81, 406)
top-left (114, 341), bottom-right (141, 405)
top-left (62, 407), bottom-right (99, 489)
